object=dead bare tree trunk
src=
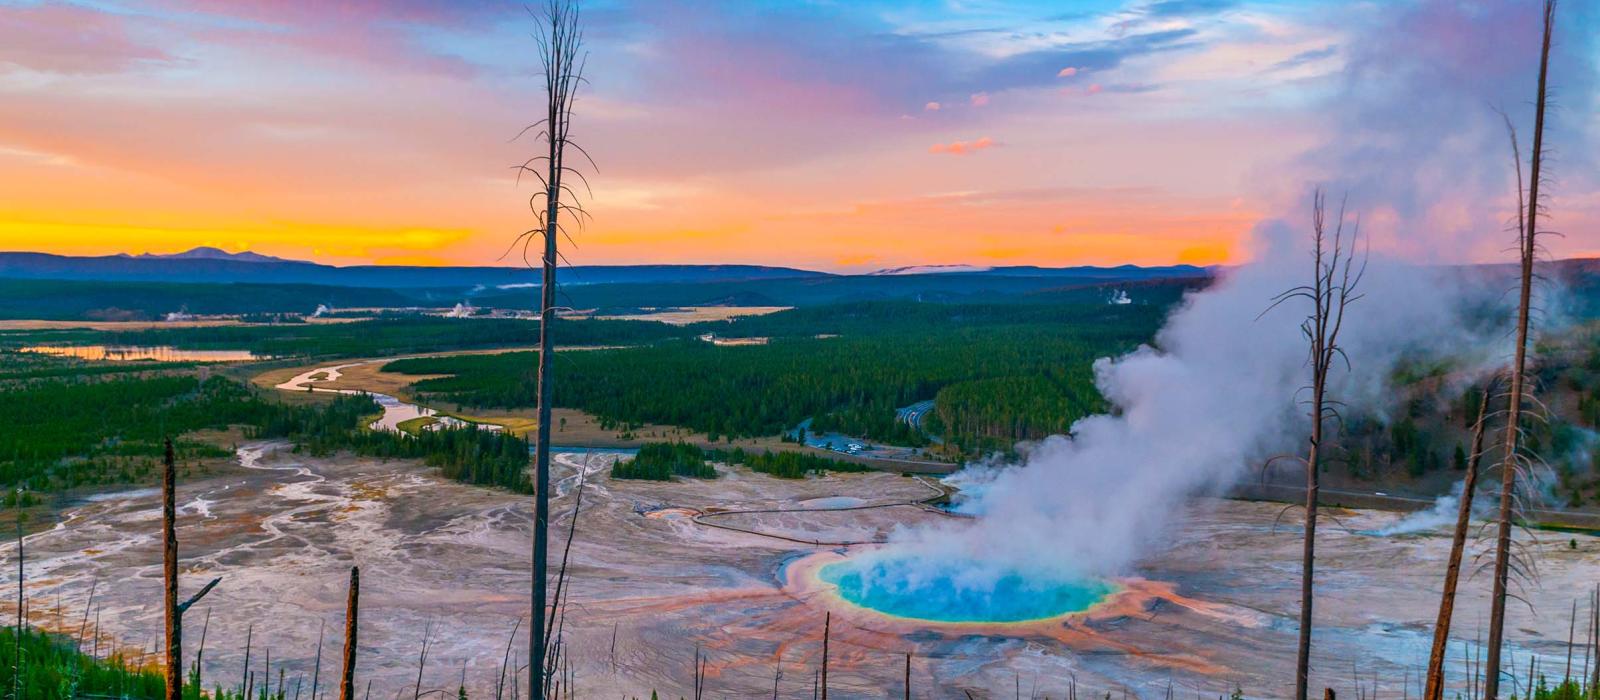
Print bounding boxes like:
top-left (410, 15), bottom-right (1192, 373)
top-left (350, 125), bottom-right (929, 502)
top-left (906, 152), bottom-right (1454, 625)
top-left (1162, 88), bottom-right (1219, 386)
top-left (1485, 4), bottom-right (1556, 697)
top-left (1424, 382), bottom-right (1496, 700)
top-left (1590, 584), bottom-right (1598, 695)
top-left (821, 612), bottom-right (830, 700)
top-left (1272, 189), bottom-right (1365, 700)
top-left (1569, 600), bottom-right (1579, 682)
top-left (519, 3), bottom-right (589, 698)
top-left (159, 439), bottom-right (219, 700)
top-left (242, 624), bottom-right (253, 698)
top-left (413, 620), bottom-right (433, 700)
top-left (339, 566), bottom-right (360, 700)
top-left (311, 620), bottom-right (324, 700)
top-left (13, 491), bottom-right (22, 700)
top-left (1296, 392), bottom-right (1321, 700)
top-left (164, 439), bottom-right (181, 700)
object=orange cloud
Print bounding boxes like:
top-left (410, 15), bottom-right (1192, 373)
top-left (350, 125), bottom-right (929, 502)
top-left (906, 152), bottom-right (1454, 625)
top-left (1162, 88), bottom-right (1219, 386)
top-left (1057, 67), bottom-right (1079, 77)
top-left (928, 137), bottom-right (996, 155)
top-left (924, 101), bottom-right (941, 111)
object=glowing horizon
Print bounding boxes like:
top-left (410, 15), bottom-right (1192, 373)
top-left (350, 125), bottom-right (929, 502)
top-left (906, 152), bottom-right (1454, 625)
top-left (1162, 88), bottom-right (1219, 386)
top-left (0, 1), bottom-right (1595, 273)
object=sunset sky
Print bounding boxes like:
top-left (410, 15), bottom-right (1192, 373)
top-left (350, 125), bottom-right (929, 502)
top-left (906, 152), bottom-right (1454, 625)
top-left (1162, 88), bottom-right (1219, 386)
top-left (0, 0), bottom-right (1595, 271)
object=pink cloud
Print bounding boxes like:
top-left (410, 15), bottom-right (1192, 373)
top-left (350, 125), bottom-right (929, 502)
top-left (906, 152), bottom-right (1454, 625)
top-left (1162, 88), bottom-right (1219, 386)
top-left (1057, 67), bottom-right (1078, 78)
top-left (1086, 83), bottom-right (1103, 95)
top-left (0, 5), bottom-right (170, 75)
top-left (969, 92), bottom-right (989, 107)
top-left (928, 137), bottom-right (996, 155)
top-left (160, 0), bottom-right (487, 27)
top-left (924, 101), bottom-right (941, 111)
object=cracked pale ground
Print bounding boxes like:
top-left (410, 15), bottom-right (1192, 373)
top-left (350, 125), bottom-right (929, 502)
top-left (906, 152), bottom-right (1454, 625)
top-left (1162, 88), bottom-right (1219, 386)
top-left (10, 444), bottom-right (1597, 699)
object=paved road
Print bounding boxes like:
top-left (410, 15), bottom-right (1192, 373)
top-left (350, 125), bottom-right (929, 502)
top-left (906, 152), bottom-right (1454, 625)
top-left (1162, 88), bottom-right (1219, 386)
top-left (895, 399), bottom-right (943, 445)
top-left (1232, 480), bottom-right (1600, 530)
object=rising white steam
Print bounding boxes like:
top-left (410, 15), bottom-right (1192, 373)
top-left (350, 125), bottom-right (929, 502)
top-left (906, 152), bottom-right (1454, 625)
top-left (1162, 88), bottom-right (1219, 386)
top-left (1370, 481), bottom-right (1487, 537)
top-left (875, 0), bottom-right (1596, 586)
top-left (895, 250), bottom-right (1498, 580)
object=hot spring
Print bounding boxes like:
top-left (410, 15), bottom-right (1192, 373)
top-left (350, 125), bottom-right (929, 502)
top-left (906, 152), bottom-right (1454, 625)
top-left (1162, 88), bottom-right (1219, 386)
top-left (817, 552), bottom-right (1115, 624)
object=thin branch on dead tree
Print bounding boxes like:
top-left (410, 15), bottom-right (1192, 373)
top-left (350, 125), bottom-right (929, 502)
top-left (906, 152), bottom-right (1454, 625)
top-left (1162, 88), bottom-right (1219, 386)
top-left (542, 453), bottom-right (590, 698)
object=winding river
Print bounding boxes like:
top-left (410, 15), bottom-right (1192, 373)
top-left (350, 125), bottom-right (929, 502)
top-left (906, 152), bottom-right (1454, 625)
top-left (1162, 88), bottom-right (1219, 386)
top-left (273, 361), bottom-right (498, 433)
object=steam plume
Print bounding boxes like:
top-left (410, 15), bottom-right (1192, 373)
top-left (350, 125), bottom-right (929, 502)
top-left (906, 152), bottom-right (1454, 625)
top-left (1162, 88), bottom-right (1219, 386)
top-left (879, 0), bottom-right (1597, 584)
top-left (893, 256), bottom-right (1494, 579)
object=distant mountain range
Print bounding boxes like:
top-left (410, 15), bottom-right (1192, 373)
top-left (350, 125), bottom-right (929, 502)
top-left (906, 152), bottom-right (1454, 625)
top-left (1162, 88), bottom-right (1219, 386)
top-left (7, 246), bottom-right (1600, 321)
top-left (870, 264), bottom-right (994, 275)
top-left (0, 248), bottom-right (1212, 290)
top-left (0, 249), bottom-right (824, 289)
top-left (867, 263), bottom-right (1208, 278)
top-left (128, 246), bottom-right (288, 263)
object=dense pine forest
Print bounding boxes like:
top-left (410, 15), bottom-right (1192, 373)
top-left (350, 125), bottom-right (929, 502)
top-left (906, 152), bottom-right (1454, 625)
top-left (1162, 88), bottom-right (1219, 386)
top-left (612, 442), bottom-right (719, 480)
top-left (705, 446), bottom-right (875, 479)
top-left (385, 301), bottom-right (1165, 452)
top-left (242, 390), bottom-right (534, 492)
top-left (614, 442), bottom-right (874, 480)
top-left (0, 370), bottom-right (284, 495)
top-left (90, 316), bottom-right (682, 358)
top-left (0, 351), bottom-right (534, 502)
top-left (1323, 331), bottom-right (1600, 503)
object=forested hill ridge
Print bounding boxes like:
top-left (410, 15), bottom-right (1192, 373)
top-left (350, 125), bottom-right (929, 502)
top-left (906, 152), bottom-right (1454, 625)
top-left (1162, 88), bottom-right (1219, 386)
top-left (0, 248), bottom-right (1212, 289)
top-left (0, 250), bottom-right (823, 288)
top-left (0, 250), bottom-right (1215, 320)
top-left (12, 251), bottom-right (1600, 323)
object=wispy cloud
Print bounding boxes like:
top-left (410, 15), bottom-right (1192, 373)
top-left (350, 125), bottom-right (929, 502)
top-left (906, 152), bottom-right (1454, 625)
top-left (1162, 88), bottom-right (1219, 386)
top-left (1268, 44), bottom-right (1337, 72)
top-left (1145, 0), bottom-right (1238, 19)
top-left (0, 4), bottom-right (172, 75)
top-left (929, 137), bottom-right (996, 155)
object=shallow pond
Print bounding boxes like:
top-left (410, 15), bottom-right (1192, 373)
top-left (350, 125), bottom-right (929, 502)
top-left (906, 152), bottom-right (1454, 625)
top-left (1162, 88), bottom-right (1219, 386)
top-left (23, 344), bottom-right (266, 362)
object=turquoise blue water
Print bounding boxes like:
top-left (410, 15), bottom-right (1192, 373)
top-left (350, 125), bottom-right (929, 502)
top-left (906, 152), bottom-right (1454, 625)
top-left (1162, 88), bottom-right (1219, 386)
top-left (818, 555), bottom-right (1114, 623)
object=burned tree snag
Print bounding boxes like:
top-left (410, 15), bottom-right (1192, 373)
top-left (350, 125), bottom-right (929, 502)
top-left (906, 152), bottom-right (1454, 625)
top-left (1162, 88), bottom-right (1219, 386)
top-left (340, 566), bottom-right (360, 700)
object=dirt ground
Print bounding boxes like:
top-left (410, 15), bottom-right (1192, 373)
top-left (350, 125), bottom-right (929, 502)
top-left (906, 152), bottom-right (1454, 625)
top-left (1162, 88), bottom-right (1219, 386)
top-left (585, 306), bottom-right (790, 325)
top-left (10, 445), bottom-right (1598, 699)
